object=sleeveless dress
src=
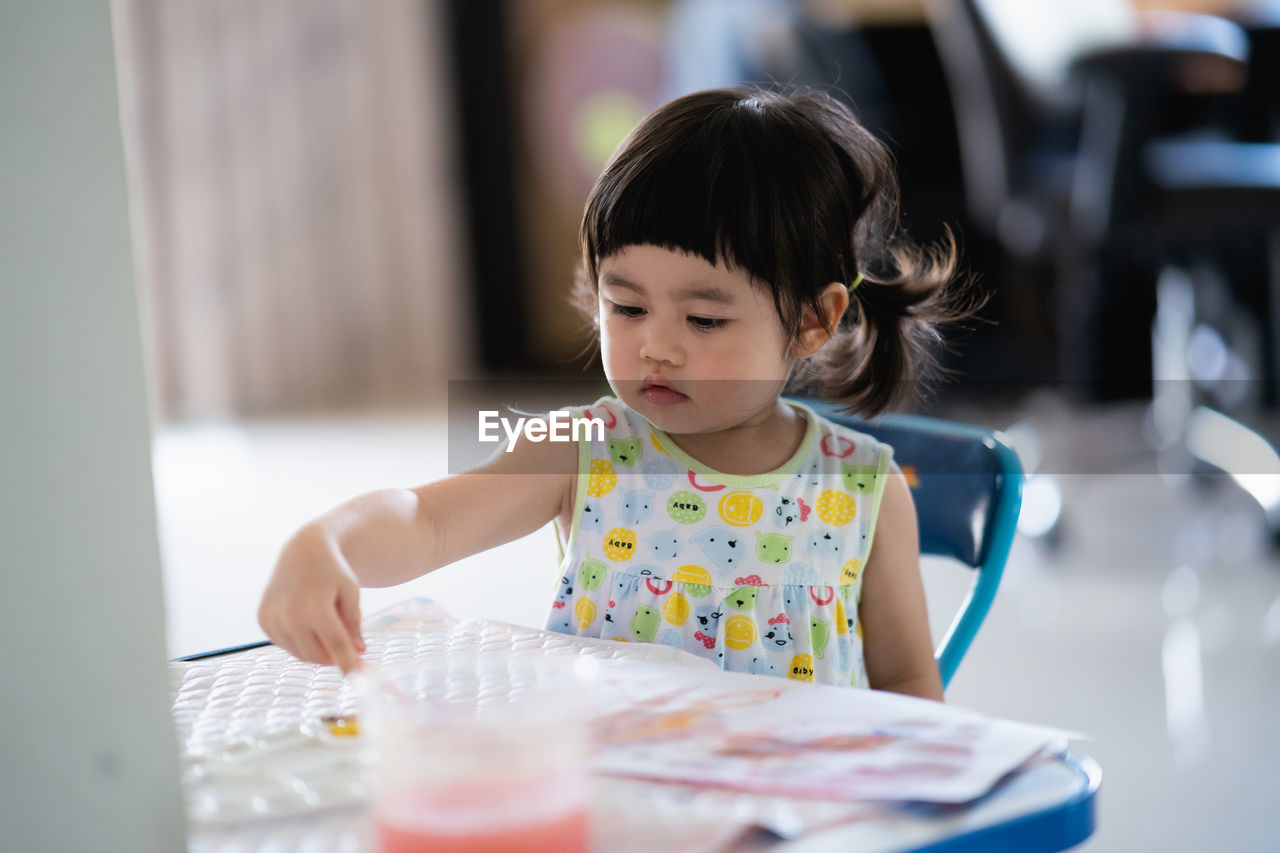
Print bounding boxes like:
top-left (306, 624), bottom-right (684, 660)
top-left (545, 396), bottom-right (894, 688)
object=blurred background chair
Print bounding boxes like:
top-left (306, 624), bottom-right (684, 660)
top-left (1235, 0), bottom-right (1280, 142)
top-left (925, 0), bottom-right (1280, 540)
top-left (926, 0), bottom-right (1274, 390)
top-left (806, 401), bottom-right (1025, 688)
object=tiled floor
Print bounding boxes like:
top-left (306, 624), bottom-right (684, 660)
top-left (154, 395), bottom-right (1280, 851)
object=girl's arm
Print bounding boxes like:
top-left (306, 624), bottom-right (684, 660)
top-left (258, 434), bottom-right (577, 672)
top-left (858, 464), bottom-right (946, 701)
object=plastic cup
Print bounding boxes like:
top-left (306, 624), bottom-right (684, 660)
top-left (359, 653), bottom-right (591, 853)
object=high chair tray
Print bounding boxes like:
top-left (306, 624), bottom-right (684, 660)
top-left (171, 598), bottom-right (1096, 852)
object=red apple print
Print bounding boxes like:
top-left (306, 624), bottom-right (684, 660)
top-left (552, 600), bottom-right (566, 609)
top-left (583, 406), bottom-right (617, 430)
top-left (809, 586), bottom-right (835, 606)
top-left (734, 574), bottom-right (765, 586)
top-left (797, 498), bottom-right (811, 521)
top-left (688, 470), bottom-right (726, 492)
top-left (646, 578), bottom-right (673, 595)
top-left (821, 434), bottom-right (856, 458)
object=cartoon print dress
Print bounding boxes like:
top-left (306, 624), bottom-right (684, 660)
top-left (545, 396), bottom-right (893, 688)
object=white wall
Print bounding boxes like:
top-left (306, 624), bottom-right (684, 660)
top-left (0, 2), bottom-right (184, 850)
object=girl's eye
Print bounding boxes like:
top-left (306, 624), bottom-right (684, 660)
top-left (611, 304), bottom-right (644, 318)
top-left (689, 316), bottom-right (727, 330)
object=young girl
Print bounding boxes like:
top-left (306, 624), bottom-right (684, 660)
top-left (258, 87), bottom-right (973, 701)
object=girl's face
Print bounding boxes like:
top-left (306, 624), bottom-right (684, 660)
top-left (597, 244), bottom-right (796, 437)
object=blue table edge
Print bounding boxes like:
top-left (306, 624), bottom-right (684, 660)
top-left (175, 639), bottom-right (272, 661)
top-left (906, 751), bottom-right (1100, 853)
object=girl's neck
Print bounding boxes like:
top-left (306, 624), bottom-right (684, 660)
top-left (661, 400), bottom-right (808, 476)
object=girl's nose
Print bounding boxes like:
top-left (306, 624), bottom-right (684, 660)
top-left (640, 325), bottom-right (684, 366)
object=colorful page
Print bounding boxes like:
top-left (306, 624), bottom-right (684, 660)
top-left (585, 659), bottom-right (1073, 804)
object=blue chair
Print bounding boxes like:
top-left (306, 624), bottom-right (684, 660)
top-left (804, 401), bottom-right (1025, 688)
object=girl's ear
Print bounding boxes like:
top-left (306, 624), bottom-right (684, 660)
top-left (790, 282), bottom-right (850, 358)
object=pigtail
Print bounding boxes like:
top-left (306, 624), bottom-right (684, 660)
top-left (800, 228), bottom-right (980, 417)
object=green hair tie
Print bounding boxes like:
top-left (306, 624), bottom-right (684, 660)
top-left (849, 272), bottom-right (865, 292)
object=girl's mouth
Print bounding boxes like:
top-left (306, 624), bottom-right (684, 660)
top-left (641, 376), bottom-right (688, 406)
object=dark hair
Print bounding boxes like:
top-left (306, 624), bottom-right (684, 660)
top-left (573, 86), bottom-right (979, 416)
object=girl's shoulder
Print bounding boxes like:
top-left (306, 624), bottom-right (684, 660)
top-left (793, 401), bottom-right (894, 470)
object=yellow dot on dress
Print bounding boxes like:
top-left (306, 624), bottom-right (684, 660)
top-left (663, 592), bottom-right (690, 626)
top-left (602, 527), bottom-right (637, 560)
top-left (840, 557), bottom-right (863, 585)
top-left (718, 491), bottom-right (763, 527)
top-left (788, 654), bottom-right (816, 682)
top-left (816, 489), bottom-right (857, 526)
top-left (673, 564), bottom-right (711, 586)
top-left (724, 614), bottom-right (757, 650)
top-left (587, 458), bottom-right (617, 497)
top-left (574, 597), bottom-right (597, 629)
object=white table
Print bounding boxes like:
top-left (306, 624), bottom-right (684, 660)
top-left (172, 599), bottom-right (1097, 852)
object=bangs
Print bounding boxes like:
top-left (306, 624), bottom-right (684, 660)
top-left (581, 91), bottom-right (856, 302)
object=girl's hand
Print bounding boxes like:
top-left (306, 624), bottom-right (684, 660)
top-left (258, 521), bottom-right (367, 673)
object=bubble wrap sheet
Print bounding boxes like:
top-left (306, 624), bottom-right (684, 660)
top-left (171, 599), bottom-right (718, 753)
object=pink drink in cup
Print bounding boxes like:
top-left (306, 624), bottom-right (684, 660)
top-left (375, 813), bottom-right (588, 853)
top-left (360, 655), bottom-right (591, 853)
top-left (374, 780), bottom-right (588, 853)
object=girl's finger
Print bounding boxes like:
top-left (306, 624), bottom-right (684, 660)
top-left (305, 630), bottom-right (335, 668)
top-left (273, 627), bottom-right (303, 663)
top-left (314, 610), bottom-right (362, 673)
top-left (287, 625), bottom-right (330, 667)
